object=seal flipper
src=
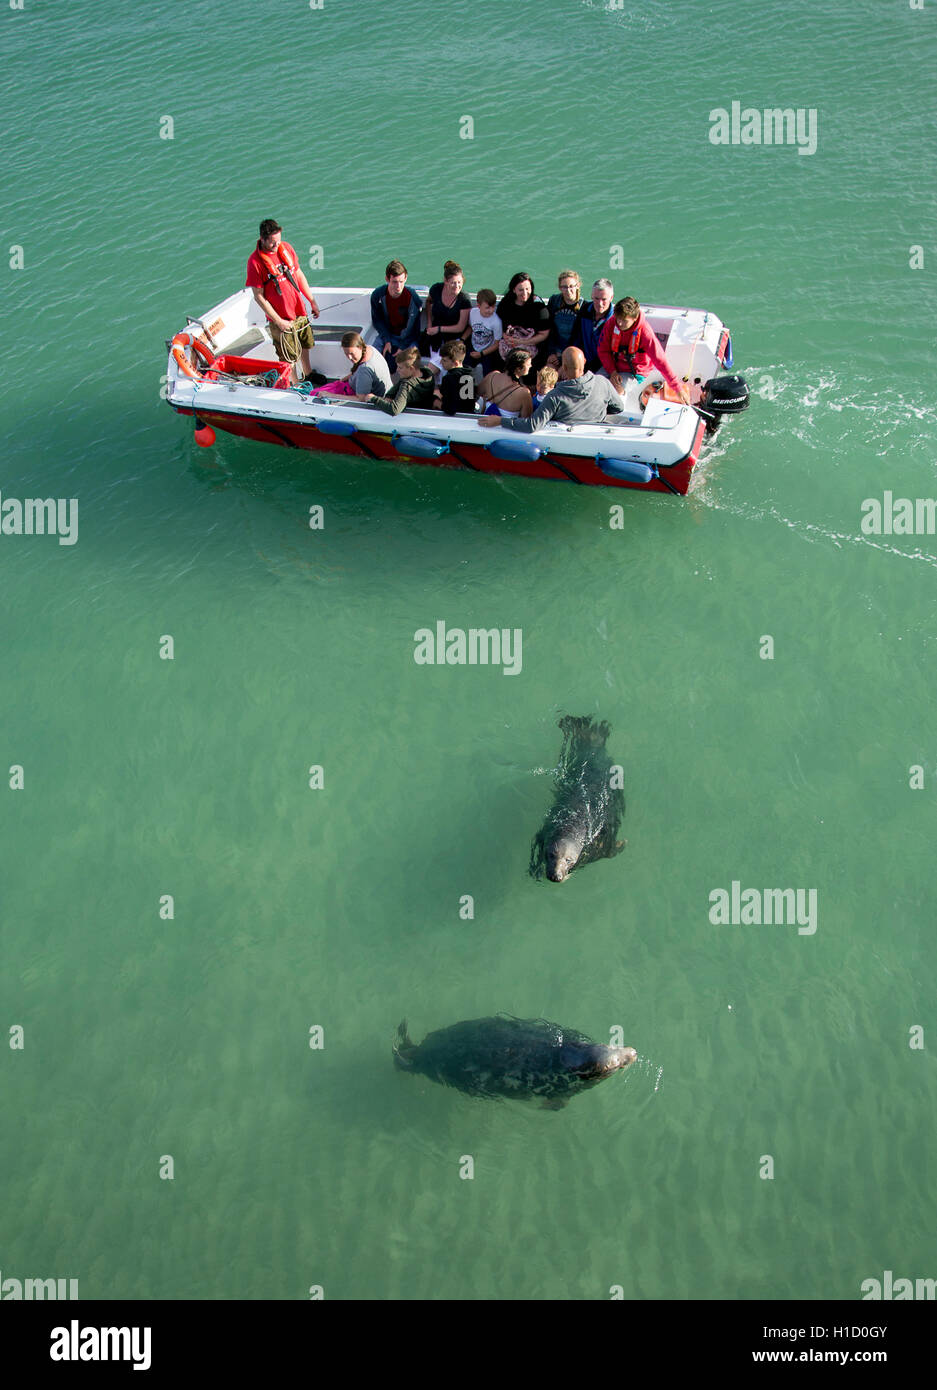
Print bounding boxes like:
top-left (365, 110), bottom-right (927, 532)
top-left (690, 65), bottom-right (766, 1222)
top-left (393, 1019), bottom-right (416, 1069)
top-left (599, 833), bottom-right (627, 859)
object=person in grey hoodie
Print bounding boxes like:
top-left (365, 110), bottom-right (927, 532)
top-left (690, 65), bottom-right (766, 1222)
top-left (477, 347), bottom-right (624, 432)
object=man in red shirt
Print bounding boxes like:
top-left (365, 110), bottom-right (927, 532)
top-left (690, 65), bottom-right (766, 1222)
top-left (246, 219), bottom-right (320, 383)
top-left (598, 297), bottom-right (690, 404)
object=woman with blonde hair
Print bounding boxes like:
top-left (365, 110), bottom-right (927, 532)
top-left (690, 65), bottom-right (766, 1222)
top-left (546, 270), bottom-right (583, 368)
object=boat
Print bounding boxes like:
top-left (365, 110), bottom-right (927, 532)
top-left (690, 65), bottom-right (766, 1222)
top-left (165, 285), bottom-right (749, 494)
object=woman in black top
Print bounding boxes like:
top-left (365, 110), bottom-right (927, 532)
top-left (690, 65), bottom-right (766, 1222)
top-left (496, 272), bottom-right (551, 378)
top-left (422, 260), bottom-right (471, 356)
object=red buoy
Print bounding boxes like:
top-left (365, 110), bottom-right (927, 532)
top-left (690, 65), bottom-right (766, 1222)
top-left (194, 424), bottom-right (216, 447)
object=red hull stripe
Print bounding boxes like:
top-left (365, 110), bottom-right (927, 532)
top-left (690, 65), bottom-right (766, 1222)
top-left (174, 405), bottom-right (704, 495)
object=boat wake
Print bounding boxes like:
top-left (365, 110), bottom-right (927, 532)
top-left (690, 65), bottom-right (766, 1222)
top-left (577, 0), bottom-right (676, 33)
top-left (694, 493), bottom-right (937, 571)
top-left (691, 364), bottom-right (937, 568)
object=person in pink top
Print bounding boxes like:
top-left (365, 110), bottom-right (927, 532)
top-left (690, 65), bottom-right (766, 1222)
top-left (598, 297), bottom-right (690, 404)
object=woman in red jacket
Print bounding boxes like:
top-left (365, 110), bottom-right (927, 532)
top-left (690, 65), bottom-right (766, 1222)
top-left (597, 297), bottom-right (690, 404)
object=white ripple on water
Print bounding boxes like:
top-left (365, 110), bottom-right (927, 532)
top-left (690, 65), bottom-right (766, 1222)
top-left (737, 362), bottom-right (937, 442)
top-left (604, 1057), bottom-right (663, 1141)
top-left (692, 361), bottom-right (937, 565)
top-left (695, 494), bottom-right (937, 572)
top-left (576, 0), bottom-right (677, 32)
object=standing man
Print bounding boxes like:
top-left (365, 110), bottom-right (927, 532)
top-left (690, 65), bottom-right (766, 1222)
top-left (246, 219), bottom-right (320, 383)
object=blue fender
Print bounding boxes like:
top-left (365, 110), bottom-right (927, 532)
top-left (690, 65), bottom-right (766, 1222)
top-left (596, 455), bottom-right (656, 484)
top-left (724, 335), bottom-right (734, 369)
top-left (316, 418), bottom-right (358, 437)
top-left (487, 437), bottom-right (543, 463)
top-left (392, 433), bottom-right (450, 458)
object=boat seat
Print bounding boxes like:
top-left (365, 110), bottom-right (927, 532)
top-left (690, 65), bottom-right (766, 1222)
top-left (307, 324), bottom-right (369, 342)
top-left (227, 321), bottom-right (367, 354)
top-left (220, 326), bottom-right (267, 356)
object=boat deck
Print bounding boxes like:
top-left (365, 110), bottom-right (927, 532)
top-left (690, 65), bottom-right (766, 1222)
top-left (167, 286), bottom-right (732, 494)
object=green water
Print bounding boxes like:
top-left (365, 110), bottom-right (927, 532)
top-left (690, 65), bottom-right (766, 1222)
top-left (1, 0), bottom-right (936, 1301)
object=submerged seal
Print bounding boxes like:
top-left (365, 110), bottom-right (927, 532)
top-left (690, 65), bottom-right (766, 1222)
top-left (393, 1014), bottom-right (637, 1108)
top-left (530, 715), bottom-right (625, 882)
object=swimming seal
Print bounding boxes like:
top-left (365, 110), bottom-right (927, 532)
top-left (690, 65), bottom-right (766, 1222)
top-left (393, 1014), bottom-right (637, 1109)
top-left (530, 715), bottom-right (625, 882)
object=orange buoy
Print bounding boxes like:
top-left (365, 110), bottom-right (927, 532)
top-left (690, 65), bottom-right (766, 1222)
top-left (194, 421), bottom-right (216, 447)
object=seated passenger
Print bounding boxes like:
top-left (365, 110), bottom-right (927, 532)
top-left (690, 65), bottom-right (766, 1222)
top-left (366, 346), bottom-right (435, 415)
top-left (598, 297), bottom-right (690, 404)
top-left (546, 270), bottom-right (583, 367)
top-left (434, 340), bottom-right (476, 415)
top-left (533, 364), bottom-right (558, 408)
top-left (370, 260), bottom-right (423, 370)
top-left (422, 261), bottom-right (471, 361)
top-left (319, 332), bottom-right (393, 399)
top-left (476, 349), bottom-right (534, 419)
top-left (569, 279), bottom-right (615, 373)
top-left (465, 288), bottom-right (503, 376)
top-left (496, 272), bottom-right (550, 376)
top-left (478, 346), bottom-right (624, 431)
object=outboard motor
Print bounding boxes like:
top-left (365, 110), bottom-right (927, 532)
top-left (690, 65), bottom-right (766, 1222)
top-left (699, 374), bottom-right (749, 434)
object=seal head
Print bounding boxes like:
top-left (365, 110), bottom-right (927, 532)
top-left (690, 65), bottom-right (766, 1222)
top-left (546, 833), bottom-right (585, 882)
top-left (561, 1041), bottom-right (638, 1085)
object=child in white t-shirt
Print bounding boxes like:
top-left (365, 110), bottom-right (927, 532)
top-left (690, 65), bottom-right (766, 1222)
top-left (466, 288), bottom-right (503, 378)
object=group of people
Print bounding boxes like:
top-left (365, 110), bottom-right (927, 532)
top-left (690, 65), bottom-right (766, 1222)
top-left (245, 220), bottom-right (692, 431)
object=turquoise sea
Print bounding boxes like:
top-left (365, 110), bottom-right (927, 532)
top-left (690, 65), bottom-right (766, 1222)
top-left (1, 0), bottom-right (936, 1302)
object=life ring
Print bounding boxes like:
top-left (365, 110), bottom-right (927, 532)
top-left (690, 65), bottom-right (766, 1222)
top-left (170, 332), bottom-right (215, 379)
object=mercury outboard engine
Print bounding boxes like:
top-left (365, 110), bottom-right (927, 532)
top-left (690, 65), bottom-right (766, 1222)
top-left (699, 374), bottom-right (749, 434)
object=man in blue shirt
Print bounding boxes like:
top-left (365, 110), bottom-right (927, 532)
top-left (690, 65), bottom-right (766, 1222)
top-left (569, 278), bottom-right (615, 373)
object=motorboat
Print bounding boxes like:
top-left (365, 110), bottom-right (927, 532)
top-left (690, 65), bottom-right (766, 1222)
top-left (166, 285), bottom-right (748, 494)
